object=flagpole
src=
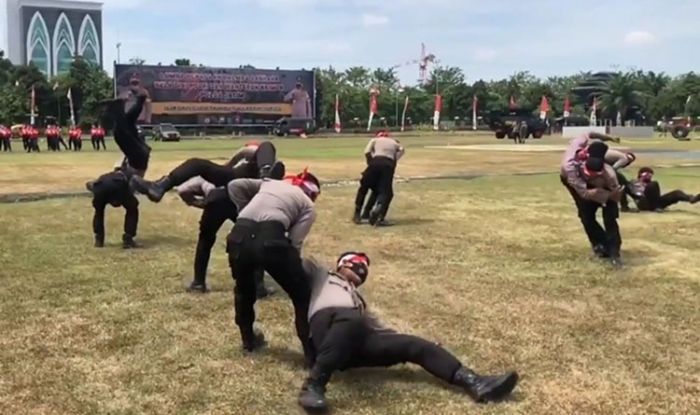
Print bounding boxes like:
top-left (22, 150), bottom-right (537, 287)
top-left (401, 96), bottom-right (409, 132)
top-left (30, 85), bottom-right (36, 125)
top-left (472, 95), bottom-right (478, 131)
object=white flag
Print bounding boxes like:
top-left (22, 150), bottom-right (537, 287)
top-left (334, 94), bottom-right (341, 133)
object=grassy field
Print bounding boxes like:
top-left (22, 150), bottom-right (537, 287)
top-left (0, 133), bottom-right (699, 414)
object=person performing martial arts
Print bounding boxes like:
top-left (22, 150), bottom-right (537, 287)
top-left (211, 171), bottom-right (321, 366)
top-left (297, 253), bottom-right (519, 413)
top-left (130, 141), bottom-right (285, 202)
top-left (101, 82), bottom-right (151, 177)
top-left (622, 167), bottom-right (700, 212)
top-left (175, 173), bottom-right (275, 298)
top-left (561, 140), bottom-right (625, 267)
top-left (353, 131), bottom-right (405, 226)
top-left (85, 160), bottom-right (140, 249)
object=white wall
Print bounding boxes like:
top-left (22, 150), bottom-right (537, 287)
top-left (609, 126), bottom-right (654, 138)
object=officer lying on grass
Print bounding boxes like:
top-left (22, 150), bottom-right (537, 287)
top-left (297, 252), bottom-right (519, 413)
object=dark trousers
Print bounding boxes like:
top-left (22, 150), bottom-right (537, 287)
top-left (91, 137), bottom-right (99, 150)
top-left (561, 176), bottom-right (622, 257)
top-left (98, 137), bottom-right (106, 150)
top-left (58, 137), bottom-right (68, 150)
top-left (168, 141), bottom-right (277, 187)
top-left (71, 139), bottom-right (82, 151)
top-left (616, 171), bottom-right (632, 209)
top-left (226, 219), bottom-right (312, 359)
top-left (637, 181), bottom-right (692, 211)
top-left (193, 199), bottom-right (238, 285)
top-left (355, 158), bottom-right (395, 219)
top-left (2, 138), bottom-right (12, 152)
top-left (107, 96), bottom-right (151, 171)
top-left (22, 137), bottom-right (28, 150)
top-left (92, 194), bottom-right (139, 238)
top-left (27, 138), bottom-right (39, 153)
top-left (311, 307), bottom-right (461, 383)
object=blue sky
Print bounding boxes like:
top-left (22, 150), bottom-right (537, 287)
top-left (102, 0), bottom-right (699, 85)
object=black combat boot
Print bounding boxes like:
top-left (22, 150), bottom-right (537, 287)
top-left (592, 244), bottom-right (608, 259)
top-left (241, 328), bottom-right (266, 352)
top-left (369, 204), bottom-right (383, 226)
top-left (187, 280), bottom-right (208, 293)
top-left (130, 175), bottom-right (172, 203)
top-left (352, 208), bottom-right (362, 224)
top-left (122, 234), bottom-right (139, 249)
top-left (451, 366), bottom-right (519, 403)
top-left (94, 234), bottom-right (104, 248)
top-left (360, 208), bottom-right (371, 221)
top-left (259, 161), bottom-right (286, 180)
top-left (298, 368), bottom-right (331, 413)
top-left (609, 255), bottom-right (623, 269)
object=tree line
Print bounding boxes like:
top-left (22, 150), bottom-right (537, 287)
top-left (2, 50), bottom-right (699, 129)
top-left (314, 66), bottom-right (700, 128)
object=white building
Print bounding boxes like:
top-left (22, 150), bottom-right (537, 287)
top-left (1, 0), bottom-right (102, 77)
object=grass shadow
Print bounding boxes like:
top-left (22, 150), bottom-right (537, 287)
top-left (264, 345), bottom-right (307, 370)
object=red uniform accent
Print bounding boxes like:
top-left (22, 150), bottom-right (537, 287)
top-left (0, 125), bottom-right (10, 138)
top-left (69, 127), bottom-right (82, 140)
top-left (30, 127), bottom-right (39, 140)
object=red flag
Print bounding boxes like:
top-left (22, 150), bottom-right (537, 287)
top-left (334, 94), bottom-right (341, 133)
top-left (539, 96), bottom-right (549, 120)
top-left (370, 94), bottom-right (378, 115)
top-left (433, 94), bottom-right (442, 131)
top-left (509, 96), bottom-right (517, 110)
top-left (563, 96), bottom-right (571, 117)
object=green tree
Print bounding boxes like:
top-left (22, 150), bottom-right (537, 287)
top-left (599, 73), bottom-right (643, 121)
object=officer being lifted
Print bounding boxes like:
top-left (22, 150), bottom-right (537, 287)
top-left (297, 252), bottom-right (519, 413)
top-left (353, 131), bottom-right (405, 226)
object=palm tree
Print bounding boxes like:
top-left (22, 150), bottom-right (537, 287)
top-left (599, 73), bottom-right (643, 121)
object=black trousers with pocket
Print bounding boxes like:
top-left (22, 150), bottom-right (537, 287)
top-left (193, 199), bottom-right (239, 286)
top-left (226, 219), bottom-right (312, 359)
top-left (561, 176), bottom-right (621, 257)
top-left (310, 307), bottom-right (461, 384)
top-left (355, 157), bottom-right (396, 219)
top-left (168, 141), bottom-right (277, 187)
top-left (107, 96), bottom-right (151, 171)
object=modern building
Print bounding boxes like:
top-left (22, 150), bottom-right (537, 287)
top-left (0, 0), bottom-right (102, 77)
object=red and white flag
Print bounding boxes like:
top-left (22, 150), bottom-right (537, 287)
top-left (509, 96), bottom-right (517, 110)
top-left (563, 96), bottom-right (571, 118)
top-left (472, 95), bottom-right (478, 130)
top-left (433, 94), bottom-right (442, 131)
top-left (67, 88), bottom-right (76, 126)
top-left (334, 94), bottom-right (341, 133)
top-left (367, 89), bottom-right (379, 131)
top-left (539, 96), bottom-right (550, 120)
top-left (400, 96), bottom-right (410, 132)
top-left (590, 99), bottom-right (598, 126)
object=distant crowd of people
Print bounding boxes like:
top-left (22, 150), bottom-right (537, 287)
top-left (0, 124), bottom-right (107, 153)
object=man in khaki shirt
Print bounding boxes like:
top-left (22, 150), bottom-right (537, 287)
top-left (560, 141), bottom-right (625, 267)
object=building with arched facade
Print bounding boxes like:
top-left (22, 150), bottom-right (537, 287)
top-left (1, 0), bottom-right (102, 77)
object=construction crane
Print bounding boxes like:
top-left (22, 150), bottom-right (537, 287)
top-left (390, 43), bottom-right (438, 85)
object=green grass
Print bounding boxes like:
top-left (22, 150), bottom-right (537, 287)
top-left (0, 135), bottom-right (699, 414)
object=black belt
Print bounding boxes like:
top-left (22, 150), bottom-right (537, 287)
top-left (235, 218), bottom-right (287, 239)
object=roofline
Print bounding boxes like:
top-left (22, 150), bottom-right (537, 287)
top-left (16, 0), bottom-right (103, 11)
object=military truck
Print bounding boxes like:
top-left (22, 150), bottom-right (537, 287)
top-left (486, 109), bottom-right (547, 140)
top-left (668, 117), bottom-right (698, 140)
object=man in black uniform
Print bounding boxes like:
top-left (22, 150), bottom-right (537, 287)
top-left (86, 160), bottom-right (140, 249)
top-left (214, 171), bottom-right (321, 366)
top-left (102, 83), bottom-right (151, 177)
top-left (298, 253), bottom-right (519, 413)
top-left (129, 141), bottom-right (285, 202)
top-left (176, 174), bottom-right (275, 297)
top-left (353, 131), bottom-right (405, 226)
top-left (623, 167), bottom-right (700, 212)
